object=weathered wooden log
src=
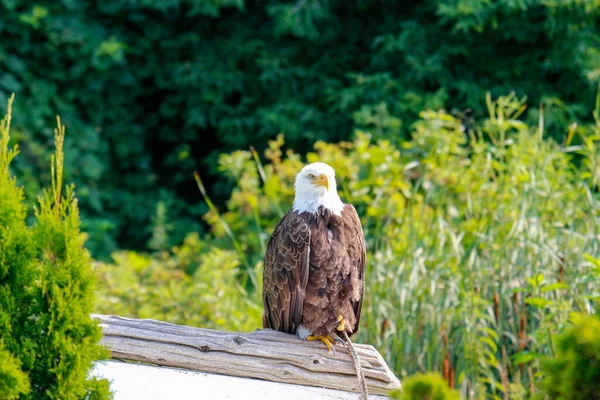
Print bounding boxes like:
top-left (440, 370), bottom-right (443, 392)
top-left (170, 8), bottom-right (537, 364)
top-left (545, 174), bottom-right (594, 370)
top-left (93, 314), bottom-right (401, 396)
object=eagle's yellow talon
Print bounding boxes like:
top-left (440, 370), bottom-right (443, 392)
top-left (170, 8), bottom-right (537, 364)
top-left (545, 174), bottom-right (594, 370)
top-left (306, 335), bottom-right (336, 355)
top-left (336, 315), bottom-right (346, 332)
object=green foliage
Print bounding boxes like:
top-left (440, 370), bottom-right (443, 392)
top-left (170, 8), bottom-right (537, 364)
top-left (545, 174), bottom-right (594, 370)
top-left (95, 93), bottom-right (599, 399)
top-left (94, 233), bottom-right (262, 331)
top-left (1, 0), bottom-right (599, 257)
top-left (390, 373), bottom-right (459, 400)
top-left (0, 97), bottom-right (111, 399)
top-left (538, 313), bottom-right (600, 400)
top-left (0, 343), bottom-right (30, 400)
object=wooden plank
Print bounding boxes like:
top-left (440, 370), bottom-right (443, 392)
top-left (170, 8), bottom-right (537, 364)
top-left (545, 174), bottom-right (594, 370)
top-left (93, 314), bottom-right (402, 396)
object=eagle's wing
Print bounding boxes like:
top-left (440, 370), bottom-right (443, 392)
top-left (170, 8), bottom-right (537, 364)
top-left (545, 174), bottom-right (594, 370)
top-left (343, 204), bottom-right (366, 335)
top-left (262, 211), bottom-right (310, 334)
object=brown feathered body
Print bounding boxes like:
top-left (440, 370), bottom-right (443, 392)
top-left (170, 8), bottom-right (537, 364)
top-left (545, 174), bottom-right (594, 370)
top-left (262, 205), bottom-right (366, 338)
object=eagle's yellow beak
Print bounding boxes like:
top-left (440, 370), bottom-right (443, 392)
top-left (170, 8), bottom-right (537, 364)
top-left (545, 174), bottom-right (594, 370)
top-left (313, 174), bottom-right (329, 190)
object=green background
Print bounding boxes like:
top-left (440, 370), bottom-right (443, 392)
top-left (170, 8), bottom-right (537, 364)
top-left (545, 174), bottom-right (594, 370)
top-left (2, 0), bottom-right (598, 257)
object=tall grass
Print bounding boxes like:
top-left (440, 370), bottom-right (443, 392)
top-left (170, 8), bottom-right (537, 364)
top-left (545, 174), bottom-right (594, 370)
top-left (357, 96), bottom-right (600, 398)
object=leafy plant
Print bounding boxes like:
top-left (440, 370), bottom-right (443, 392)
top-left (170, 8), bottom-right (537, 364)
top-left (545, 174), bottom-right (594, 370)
top-left (94, 233), bottom-right (262, 332)
top-left (538, 313), bottom-right (600, 400)
top-left (390, 373), bottom-right (459, 400)
top-left (0, 345), bottom-right (30, 400)
top-left (0, 96), bottom-right (111, 399)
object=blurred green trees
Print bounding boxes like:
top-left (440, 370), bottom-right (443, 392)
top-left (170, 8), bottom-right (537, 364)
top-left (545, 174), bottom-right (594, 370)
top-left (95, 94), bottom-right (600, 398)
top-left (0, 97), bottom-right (111, 399)
top-left (1, 0), bottom-right (599, 257)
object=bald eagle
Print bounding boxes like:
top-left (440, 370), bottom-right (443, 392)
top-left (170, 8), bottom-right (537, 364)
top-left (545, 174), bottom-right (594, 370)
top-left (262, 162), bottom-right (366, 352)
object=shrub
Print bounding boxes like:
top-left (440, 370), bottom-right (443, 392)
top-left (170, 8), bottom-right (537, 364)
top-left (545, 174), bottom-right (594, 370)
top-left (0, 96), bottom-right (111, 399)
top-left (390, 373), bottom-right (459, 400)
top-left (94, 233), bottom-right (262, 332)
top-left (0, 344), bottom-right (30, 400)
top-left (538, 314), bottom-right (600, 400)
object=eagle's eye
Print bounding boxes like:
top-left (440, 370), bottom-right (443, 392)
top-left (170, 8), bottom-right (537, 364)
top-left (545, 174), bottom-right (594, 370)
top-left (307, 173), bottom-right (316, 179)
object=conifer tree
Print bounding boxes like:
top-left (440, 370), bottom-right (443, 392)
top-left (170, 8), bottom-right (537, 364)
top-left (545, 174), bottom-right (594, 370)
top-left (0, 95), bottom-right (111, 399)
top-left (0, 95), bottom-right (33, 399)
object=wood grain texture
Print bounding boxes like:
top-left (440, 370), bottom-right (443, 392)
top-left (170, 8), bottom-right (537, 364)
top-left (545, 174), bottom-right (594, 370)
top-left (93, 314), bottom-right (402, 396)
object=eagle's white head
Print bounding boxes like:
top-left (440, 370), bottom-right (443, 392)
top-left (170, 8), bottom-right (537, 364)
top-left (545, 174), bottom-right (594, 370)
top-left (292, 162), bottom-right (345, 215)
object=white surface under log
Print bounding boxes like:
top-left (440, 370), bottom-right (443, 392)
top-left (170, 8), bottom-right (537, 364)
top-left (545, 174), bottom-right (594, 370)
top-left (93, 360), bottom-right (390, 400)
top-left (93, 314), bottom-right (401, 396)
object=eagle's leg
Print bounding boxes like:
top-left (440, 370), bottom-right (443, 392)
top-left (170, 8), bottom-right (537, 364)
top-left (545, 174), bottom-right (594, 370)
top-left (336, 314), bottom-right (347, 332)
top-left (306, 335), bottom-right (337, 356)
